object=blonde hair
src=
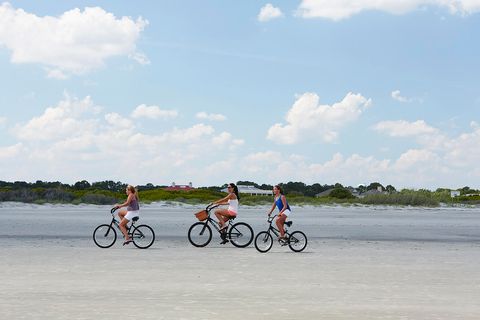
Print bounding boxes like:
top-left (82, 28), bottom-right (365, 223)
top-left (127, 185), bottom-right (139, 200)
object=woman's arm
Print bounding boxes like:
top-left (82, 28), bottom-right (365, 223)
top-left (213, 194), bottom-right (231, 205)
top-left (116, 194), bottom-right (133, 208)
top-left (268, 201), bottom-right (276, 215)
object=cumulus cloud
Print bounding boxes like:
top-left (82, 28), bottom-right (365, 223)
top-left (258, 3), bottom-right (284, 22)
top-left (3, 94), bottom-right (244, 184)
top-left (391, 90), bottom-right (412, 103)
top-left (0, 143), bottom-right (23, 159)
top-left (131, 104), bottom-right (178, 120)
top-left (196, 112), bottom-right (227, 121)
top-left (12, 94), bottom-right (100, 141)
top-left (373, 120), bottom-right (437, 137)
top-left (296, 0), bottom-right (480, 20)
top-left (267, 92), bottom-right (371, 144)
top-left (0, 3), bottom-right (148, 78)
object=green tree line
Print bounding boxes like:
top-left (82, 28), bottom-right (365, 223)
top-left (0, 180), bottom-right (479, 206)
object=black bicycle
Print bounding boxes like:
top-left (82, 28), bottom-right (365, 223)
top-left (254, 214), bottom-right (307, 253)
top-left (93, 208), bottom-right (155, 249)
top-left (188, 203), bottom-right (254, 248)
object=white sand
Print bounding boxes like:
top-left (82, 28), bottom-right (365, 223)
top-left (1, 204), bottom-right (480, 319)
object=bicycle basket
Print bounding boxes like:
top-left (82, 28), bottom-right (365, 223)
top-left (195, 210), bottom-right (208, 221)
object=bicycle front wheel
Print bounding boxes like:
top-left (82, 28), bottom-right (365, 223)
top-left (93, 224), bottom-right (117, 248)
top-left (228, 222), bottom-right (254, 248)
top-left (132, 225), bottom-right (155, 249)
top-left (188, 222), bottom-right (212, 247)
top-left (254, 231), bottom-right (273, 253)
top-left (288, 231), bottom-right (307, 252)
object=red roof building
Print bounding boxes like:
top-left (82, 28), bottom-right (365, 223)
top-left (164, 182), bottom-right (194, 191)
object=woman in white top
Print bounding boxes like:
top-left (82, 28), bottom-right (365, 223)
top-left (212, 183), bottom-right (239, 244)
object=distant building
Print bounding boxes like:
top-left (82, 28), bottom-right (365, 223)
top-left (164, 182), bottom-right (194, 191)
top-left (221, 184), bottom-right (272, 196)
top-left (450, 190), bottom-right (460, 198)
top-left (315, 188), bottom-right (335, 197)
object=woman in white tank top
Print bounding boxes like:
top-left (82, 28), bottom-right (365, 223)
top-left (212, 183), bottom-right (240, 244)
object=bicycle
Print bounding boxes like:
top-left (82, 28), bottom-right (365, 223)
top-left (188, 203), bottom-right (254, 248)
top-left (254, 214), bottom-right (307, 253)
top-left (93, 208), bottom-right (155, 249)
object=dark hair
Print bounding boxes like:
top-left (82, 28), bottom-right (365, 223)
top-left (274, 185), bottom-right (284, 195)
top-left (229, 183), bottom-right (240, 201)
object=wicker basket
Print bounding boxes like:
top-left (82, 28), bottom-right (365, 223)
top-left (195, 210), bottom-right (208, 221)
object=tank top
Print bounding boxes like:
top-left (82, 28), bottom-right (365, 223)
top-left (227, 198), bottom-right (238, 214)
top-left (275, 196), bottom-right (290, 212)
top-left (127, 196), bottom-right (140, 211)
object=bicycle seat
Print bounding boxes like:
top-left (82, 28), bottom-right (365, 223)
top-left (285, 221), bottom-right (292, 227)
top-left (132, 217), bottom-right (139, 222)
top-left (230, 216), bottom-right (236, 220)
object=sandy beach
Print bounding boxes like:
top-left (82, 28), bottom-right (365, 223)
top-left (1, 203), bottom-right (480, 320)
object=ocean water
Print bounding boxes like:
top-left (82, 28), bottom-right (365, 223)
top-left (1, 202), bottom-right (479, 245)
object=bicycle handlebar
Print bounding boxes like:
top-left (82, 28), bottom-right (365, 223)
top-left (267, 214), bottom-right (278, 222)
top-left (110, 207), bottom-right (118, 214)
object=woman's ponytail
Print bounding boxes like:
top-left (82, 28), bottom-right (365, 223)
top-left (229, 183), bottom-right (240, 201)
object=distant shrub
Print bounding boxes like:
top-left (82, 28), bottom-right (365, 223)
top-left (80, 193), bottom-right (117, 205)
top-left (361, 193), bottom-right (438, 206)
top-left (329, 188), bottom-right (354, 199)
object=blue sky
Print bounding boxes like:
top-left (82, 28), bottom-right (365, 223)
top-left (0, 1), bottom-right (479, 189)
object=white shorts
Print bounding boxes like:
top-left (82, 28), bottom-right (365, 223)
top-left (281, 209), bottom-right (291, 217)
top-left (125, 210), bottom-right (140, 221)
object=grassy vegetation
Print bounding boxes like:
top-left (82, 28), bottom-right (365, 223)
top-left (1, 184), bottom-right (479, 207)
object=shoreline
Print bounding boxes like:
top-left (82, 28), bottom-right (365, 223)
top-left (1, 200), bottom-right (479, 210)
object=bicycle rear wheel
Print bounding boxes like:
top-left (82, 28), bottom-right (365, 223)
top-left (288, 231), bottom-right (307, 252)
top-left (188, 222), bottom-right (212, 247)
top-left (228, 222), bottom-right (254, 248)
top-left (254, 231), bottom-right (273, 253)
top-left (131, 224), bottom-right (155, 249)
top-left (93, 224), bottom-right (117, 248)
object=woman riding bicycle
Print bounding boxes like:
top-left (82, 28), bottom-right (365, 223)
top-left (212, 183), bottom-right (240, 244)
top-left (268, 185), bottom-right (291, 240)
top-left (114, 185), bottom-right (140, 245)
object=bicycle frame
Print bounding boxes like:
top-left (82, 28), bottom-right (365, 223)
top-left (105, 208), bottom-right (136, 237)
top-left (199, 203), bottom-right (234, 233)
top-left (264, 214), bottom-right (292, 239)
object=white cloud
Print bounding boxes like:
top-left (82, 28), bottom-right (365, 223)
top-left (129, 52), bottom-right (150, 65)
top-left (394, 149), bottom-right (440, 170)
top-left (258, 3), bottom-right (284, 22)
top-left (0, 116), bottom-right (6, 126)
top-left (373, 120), bottom-right (437, 137)
top-left (0, 3), bottom-right (148, 78)
top-left (296, 0), bottom-right (480, 20)
top-left (267, 92), bottom-right (371, 144)
top-left (391, 90), bottom-right (412, 103)
top-left (131, 104), bottom-right (178, 120)
top-left (0, 143), bottom-right (23, 159)
top-left (196, 112), bottom-right (227, 121)
top-left (3, 94), bottom-right (244, 184)
top-left (12, 94), bottom-right (100, 141)
top-left (105, 112), bottom-right (134, 129)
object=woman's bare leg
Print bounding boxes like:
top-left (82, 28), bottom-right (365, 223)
top-left (117, 210), bottom-right (130, 239)
top-left (215, 209), bottom-right (230, 228)
top-left (276, 215), bottom-right (287, 238)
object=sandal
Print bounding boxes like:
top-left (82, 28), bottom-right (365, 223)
top-left (123, 239), bottom-right (133, 246)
